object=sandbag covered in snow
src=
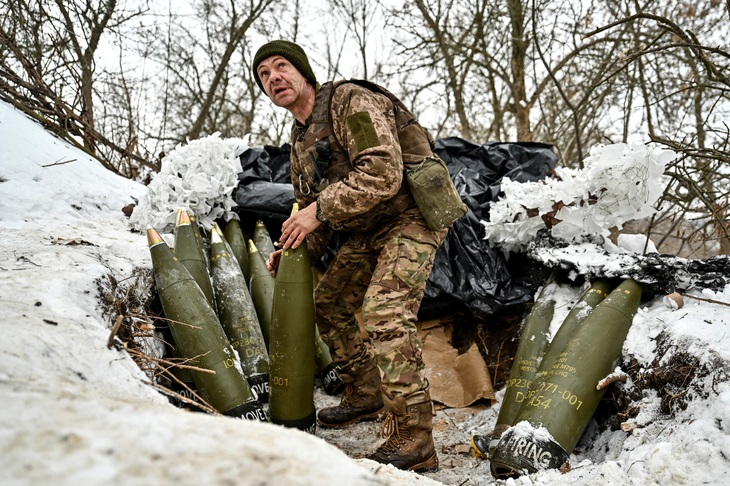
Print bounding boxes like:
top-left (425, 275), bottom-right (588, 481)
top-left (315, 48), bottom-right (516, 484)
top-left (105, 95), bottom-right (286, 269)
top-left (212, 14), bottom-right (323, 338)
top-left (528, 237), bottom-right (730, 294)
top-left (232, 137), bottom-right (559, 319)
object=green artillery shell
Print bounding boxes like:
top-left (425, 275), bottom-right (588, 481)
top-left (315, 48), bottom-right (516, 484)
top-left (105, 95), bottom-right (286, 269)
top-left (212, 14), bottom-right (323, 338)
top-left (315, 324), bottom-right (345, 396)
top-left (188, 212), bottom-right (211, 272)
top-left (473, 278), bottom-right (558, 459)
top-left (311, 266), bottom-right (344, 395)
top-left (147, 227), bottom-right (266, 420)
top-left (248, 240), bottom-right (275, 349)
top-left (174, 209), bottom-right (215, 308)
top-left (490, 279), bottom-right (643, 478)
top-left (495, 279), bottom-right (558, 429)
top-left (223, 219), bottom-right (250, 281)
top-left (210, 225), bottom-right (270, 403)
top-left (533, 279), bottom-right (614, 382)
top-left (253, 219), bottom-right (277, 260)
top-left (268, 205), bottom-right (317, 433)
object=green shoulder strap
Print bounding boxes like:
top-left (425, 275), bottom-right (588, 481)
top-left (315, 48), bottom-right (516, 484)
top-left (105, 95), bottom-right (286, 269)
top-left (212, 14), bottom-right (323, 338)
top-left (329, 79), bottom-right (434, 163)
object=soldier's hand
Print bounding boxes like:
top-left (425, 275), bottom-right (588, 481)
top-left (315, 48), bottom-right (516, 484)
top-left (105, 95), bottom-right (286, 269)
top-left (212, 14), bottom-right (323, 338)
top-left (266, 249), bottom-right (283, 278)
top-left (279, 202), bottom-right (321, 250)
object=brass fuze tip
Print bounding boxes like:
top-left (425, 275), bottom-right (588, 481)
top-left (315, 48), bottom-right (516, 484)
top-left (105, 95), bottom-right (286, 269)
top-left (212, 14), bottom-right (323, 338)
top-left (175, 208), bottom-right (191, 227)
top-left (146, 227), bottom-right (165, 247)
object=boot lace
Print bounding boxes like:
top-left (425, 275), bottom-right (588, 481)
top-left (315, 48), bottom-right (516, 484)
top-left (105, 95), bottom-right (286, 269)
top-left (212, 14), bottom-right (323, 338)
top-left (377, 412), bottom-right (411, 453)
top-left (339, 383), bottom-right (356, 407)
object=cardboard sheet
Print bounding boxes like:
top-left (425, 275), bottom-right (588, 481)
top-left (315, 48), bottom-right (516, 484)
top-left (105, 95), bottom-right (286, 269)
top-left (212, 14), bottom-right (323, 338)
top-left (420, 323), bottom-right (495, 408)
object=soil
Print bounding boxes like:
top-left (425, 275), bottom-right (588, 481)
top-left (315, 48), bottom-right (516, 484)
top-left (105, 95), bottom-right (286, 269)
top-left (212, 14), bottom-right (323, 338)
top-left (308, 311), bottom-right (525, 485)
top-left (313, 386), bottom-right (499, 486)
top-left (108, 271), bottom-right (719, 485)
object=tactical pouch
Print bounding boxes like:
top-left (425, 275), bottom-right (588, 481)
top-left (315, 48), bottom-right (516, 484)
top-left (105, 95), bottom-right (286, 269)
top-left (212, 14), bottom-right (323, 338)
top-left (406, 155), bottom-right (468, 231)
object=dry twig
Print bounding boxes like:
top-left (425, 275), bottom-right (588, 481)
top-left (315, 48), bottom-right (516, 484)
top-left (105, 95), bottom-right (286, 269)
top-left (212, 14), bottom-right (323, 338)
top-left (681, 293), bottom-right (730, 308)
top-left (107, 315), bottom-right (125, 348)
top-left (597, 373), bottom-right (628, 390)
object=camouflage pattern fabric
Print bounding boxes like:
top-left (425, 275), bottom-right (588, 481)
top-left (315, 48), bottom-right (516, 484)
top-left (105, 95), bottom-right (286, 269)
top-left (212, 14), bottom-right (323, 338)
top-left (315, 206), bottom-right (447, 396)
top-left (289, 80), bottom-right (445, 397)
top-left (317, 82), bottom-right (403, 223)
top-left (291, 83), bottom-right (415, 237)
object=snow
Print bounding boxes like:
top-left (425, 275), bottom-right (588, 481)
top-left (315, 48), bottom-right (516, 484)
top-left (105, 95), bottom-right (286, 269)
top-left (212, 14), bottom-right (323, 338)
top-left (2, 99), bottom-right (730, 485)
top-left (617, 233), bottom-right (658, 254)
top-left (483, 142), bottom-right (675, 253)
top-left (0, 101), bottom-right (423, 486)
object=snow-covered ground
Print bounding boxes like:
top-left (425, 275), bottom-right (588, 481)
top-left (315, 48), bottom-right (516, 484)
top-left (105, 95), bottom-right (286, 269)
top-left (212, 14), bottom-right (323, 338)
top-left (1, 99), bottom-right (729, 485)
top-left (0, 101), bottom-right (431, 486)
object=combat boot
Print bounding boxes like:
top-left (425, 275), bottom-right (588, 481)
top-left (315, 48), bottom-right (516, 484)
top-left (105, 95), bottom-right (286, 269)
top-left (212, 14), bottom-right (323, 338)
top-left (317, 366), bottom-right (384, 427)
top-left (367, 388), bottom-right (439, 472)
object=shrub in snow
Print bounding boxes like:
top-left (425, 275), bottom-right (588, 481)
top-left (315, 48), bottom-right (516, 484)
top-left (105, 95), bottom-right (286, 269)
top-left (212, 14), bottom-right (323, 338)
top-left (129, 133), bottom-right (250, 232)
top-left (482, 143), bottom-right (676, 252)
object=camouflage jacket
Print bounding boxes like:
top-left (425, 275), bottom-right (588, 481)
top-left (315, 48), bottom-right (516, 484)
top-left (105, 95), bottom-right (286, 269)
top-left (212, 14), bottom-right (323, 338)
top-left (290, 80), bottom-right (434, 259)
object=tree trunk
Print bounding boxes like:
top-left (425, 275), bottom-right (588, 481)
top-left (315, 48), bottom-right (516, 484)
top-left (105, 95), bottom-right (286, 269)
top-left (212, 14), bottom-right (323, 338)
top-left (186, 0), bottom-right (274, 141)
top-left (506, 0), bottom-right (532, 141)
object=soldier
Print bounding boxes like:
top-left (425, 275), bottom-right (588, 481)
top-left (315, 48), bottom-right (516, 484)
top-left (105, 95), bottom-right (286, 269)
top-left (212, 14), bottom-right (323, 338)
top-left (254, 40), bottom-right (447, 472)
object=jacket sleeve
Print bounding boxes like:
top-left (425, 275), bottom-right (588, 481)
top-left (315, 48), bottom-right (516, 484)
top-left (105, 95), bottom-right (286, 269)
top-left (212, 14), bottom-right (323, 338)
top-left (316, 84), bottom-right (403, 226)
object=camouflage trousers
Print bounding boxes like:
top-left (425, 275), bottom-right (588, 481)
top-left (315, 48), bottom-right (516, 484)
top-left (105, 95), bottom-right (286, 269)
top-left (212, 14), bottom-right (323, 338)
top-left (315, 206), bottom-right (447, 396)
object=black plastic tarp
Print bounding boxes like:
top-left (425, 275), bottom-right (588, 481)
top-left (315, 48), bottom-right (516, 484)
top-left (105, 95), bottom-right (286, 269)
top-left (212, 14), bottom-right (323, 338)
top-left (234, 144), bottom-right (293, 241)
top-left (234, 137), bottom-right (558, 318)
top-left (422, 138), bottom-right (559, 317)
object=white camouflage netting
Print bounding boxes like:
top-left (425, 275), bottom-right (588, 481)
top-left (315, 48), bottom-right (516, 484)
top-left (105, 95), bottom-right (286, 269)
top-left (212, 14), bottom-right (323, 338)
top-left (129, 133), bottom-right (250, 232)
top-left (482, 143), bottom-right (677, 252)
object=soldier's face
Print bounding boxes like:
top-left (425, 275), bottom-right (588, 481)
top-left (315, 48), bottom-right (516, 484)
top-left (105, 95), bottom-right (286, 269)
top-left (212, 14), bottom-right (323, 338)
top-left (257, 56), bottom-right (309, 110)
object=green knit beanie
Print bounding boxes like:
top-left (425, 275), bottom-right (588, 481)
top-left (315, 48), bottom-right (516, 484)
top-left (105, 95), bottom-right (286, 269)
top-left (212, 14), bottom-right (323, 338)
top-left (253, 40), bottom-right (317, 93)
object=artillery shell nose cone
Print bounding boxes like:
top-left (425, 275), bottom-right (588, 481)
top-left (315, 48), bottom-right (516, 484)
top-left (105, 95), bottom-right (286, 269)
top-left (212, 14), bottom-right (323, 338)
top-left (248, 240), bottom-right (259, 254)
top-left (211, 228), bottom-right (223, 244)
top-left (213, 222), bottom-right (224, 236)
top-left (176, 208), bottom-right (191, 227)
top-left (253, 220), bottom-right (276, 259)
top-left (147, 227), bottom-right (165, 247)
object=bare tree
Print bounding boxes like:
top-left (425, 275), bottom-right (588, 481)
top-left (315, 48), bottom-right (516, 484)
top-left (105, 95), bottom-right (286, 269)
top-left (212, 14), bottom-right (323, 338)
top-left (380, 0), bottom-right (728, 255)
top-left (384, 0), bottom-right (489, 140)
top-left (383, 0), bottom-right (629, 151)
top-left (184, 0), bottom-right (275, 140)
top-left (0, 0), bottom-right (151, 174)
top-left (327, 0), bottom-right (380, 79)
top-left (51, 0), bottom-right (119, 150)
top-left (583, 1), bottom-right (730, 255)
top-left (131, 0), bottom-right (280, 147)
